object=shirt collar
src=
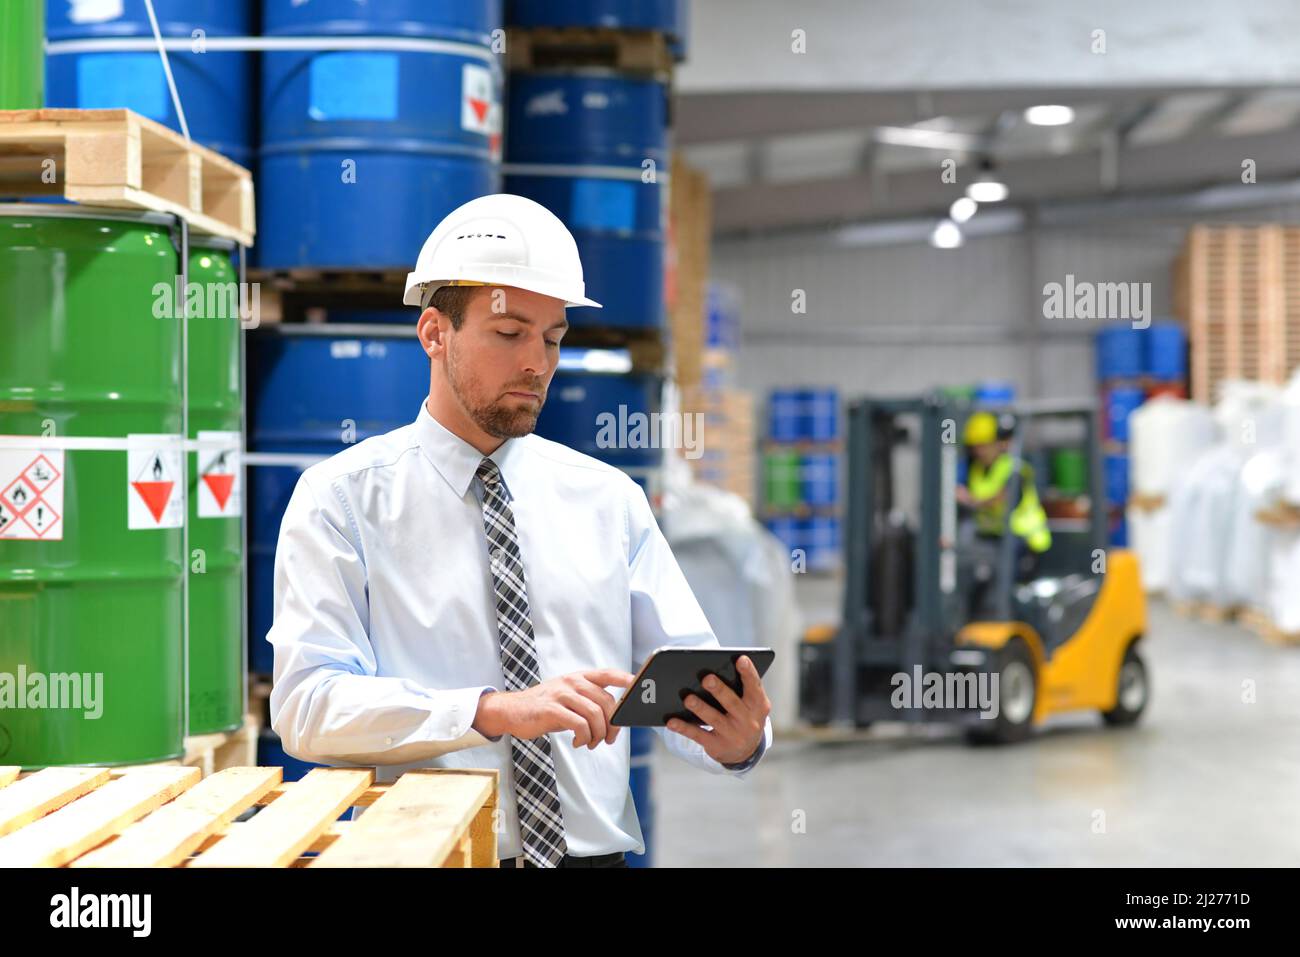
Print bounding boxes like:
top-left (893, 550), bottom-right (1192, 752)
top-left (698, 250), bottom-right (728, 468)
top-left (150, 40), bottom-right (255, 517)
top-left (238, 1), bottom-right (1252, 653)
top-left (414, 399), bottom-right (528, 499)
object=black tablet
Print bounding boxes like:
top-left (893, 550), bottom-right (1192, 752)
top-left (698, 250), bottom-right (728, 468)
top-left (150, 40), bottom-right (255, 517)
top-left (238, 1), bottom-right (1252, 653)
top-left (610, 646), bottom-right (775, 728)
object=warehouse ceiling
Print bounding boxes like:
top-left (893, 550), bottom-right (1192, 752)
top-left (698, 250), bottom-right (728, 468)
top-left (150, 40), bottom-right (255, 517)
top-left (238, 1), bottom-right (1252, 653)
top-left (676, 85), bottom-right (1300, 236)
top-left (673, 0), bottom-right (1300, 237)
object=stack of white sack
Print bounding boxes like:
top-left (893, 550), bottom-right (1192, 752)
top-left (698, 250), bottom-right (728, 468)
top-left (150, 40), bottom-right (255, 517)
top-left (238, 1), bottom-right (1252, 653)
top-left (1167, 381), bottom-right (1284, 608)
top-left (661, 455), bottom-right (803, 733)
top-left (1126, 396), bottom-right (1216, 593)
top-left (1267, 372), bottom-right (1300, 632)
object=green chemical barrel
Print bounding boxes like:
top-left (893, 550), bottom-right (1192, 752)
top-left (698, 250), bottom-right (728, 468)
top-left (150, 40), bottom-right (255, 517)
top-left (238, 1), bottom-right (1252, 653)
top-left (0, 1), bottom-right (44, 109)
top-left (1051, 448), bottom-right (1088, 497)
top-left (186, 238), bottom-right (244, 734)
top-left (764, 450), bottom-right (802, 509)
top-left (0, 205), bottom-right (184, 768)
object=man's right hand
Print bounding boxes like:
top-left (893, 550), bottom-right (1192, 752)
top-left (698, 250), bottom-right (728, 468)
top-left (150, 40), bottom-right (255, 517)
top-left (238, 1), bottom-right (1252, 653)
top-left (473, 669), bottom-right (636, 749)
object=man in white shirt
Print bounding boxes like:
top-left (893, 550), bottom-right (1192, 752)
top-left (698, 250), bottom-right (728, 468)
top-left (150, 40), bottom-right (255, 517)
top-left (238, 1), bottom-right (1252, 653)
top-left (267, 194), bottom-right (773, 868)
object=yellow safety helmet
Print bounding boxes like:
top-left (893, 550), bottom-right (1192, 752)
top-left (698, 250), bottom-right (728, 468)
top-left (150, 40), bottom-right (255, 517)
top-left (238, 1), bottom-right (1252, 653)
top-left (963, 411), bottom-right (999, 446)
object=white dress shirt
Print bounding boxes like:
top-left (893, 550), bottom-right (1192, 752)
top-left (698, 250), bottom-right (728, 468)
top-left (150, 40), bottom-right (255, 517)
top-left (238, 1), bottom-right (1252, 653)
top-left (267, 399), bottom-right (773, 858)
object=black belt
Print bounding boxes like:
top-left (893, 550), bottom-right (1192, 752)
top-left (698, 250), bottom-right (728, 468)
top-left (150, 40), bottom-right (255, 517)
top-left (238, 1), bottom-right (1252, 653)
top-left (499, 851), bottom-right (626, 868)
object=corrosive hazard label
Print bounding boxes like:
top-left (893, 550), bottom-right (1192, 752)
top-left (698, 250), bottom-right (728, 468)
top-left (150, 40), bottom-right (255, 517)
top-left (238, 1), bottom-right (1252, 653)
top-left (462, 62), bottom-right (501, 160)
top-left (128, 435), bottom-right (183, 530)
top-left (197, 430), bottom-right (241, 518)
top-left (0, 448), bottom-right (64, 541)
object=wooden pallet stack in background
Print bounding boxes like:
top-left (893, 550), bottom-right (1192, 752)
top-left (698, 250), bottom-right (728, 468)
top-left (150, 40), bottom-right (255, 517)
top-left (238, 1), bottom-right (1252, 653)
top-left (1173, 224), bottom-right (1300, 402)
top-left (680, 382), bottom-right (756, 509)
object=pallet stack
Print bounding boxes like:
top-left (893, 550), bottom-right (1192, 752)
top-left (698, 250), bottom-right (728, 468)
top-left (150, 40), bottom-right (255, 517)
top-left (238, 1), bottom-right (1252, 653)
top-left (762, 389), bottom-right (843, 573)
top-left (1173, 224), bottom-right (1300, 402)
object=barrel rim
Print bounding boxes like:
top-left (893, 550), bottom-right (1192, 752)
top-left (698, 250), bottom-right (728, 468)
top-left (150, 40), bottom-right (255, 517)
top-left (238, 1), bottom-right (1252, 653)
top-left (0, 202), bottom-right (176, 228)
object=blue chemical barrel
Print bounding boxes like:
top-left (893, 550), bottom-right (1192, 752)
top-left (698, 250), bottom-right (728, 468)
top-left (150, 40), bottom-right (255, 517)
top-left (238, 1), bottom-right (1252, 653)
top-left (764, 516), bottom-right (802, 556)
top-left (627, 726), bottom-right (654, 867)
top-left (1145, 321), bottom-right (1188, 382)
top-left (800, 454), bottom-right (838, 506)
top-left (768, 390), bottom-right (802, 442)
top-left (504, 72), bottom-right (667, 329)
top-left (533, 360), bottom-right (663, 477)
top-left (507, 0), bottom-right (684, 35)
top-left (803, 389), bottom-right (839, 442)
top-left (707, 282), bottom-right (739, 351)
top-left (45, 0), bottom-right (255, 165)
top-left (1103, 453), bottom-right (1129, 506)
top-left (1096, 324), bottom-right (1144, 382)
top-left (1109, 511), bottom-right (1128, 548)
top-left (258, 0), bottom-right (503, 268)
top-left (973, 380), bottom-right (1016, 407)
top-left (1103, 386), bottom-right (1146, 444)
top-left (246, 326), bottom-right (429, 673)
top-left (806, 516), bottom-right (840, 572)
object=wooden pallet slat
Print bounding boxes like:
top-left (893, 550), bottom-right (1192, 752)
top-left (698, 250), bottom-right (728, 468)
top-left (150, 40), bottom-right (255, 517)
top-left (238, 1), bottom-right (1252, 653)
top-left (189, 767), bottom-right (373, 868)
top-left (0, 768), bottom-right (20, 789)
top-left (507, 26), bottom-right (673, 74)
top-left (0, 766), bottom-right (199, 867)
top-left (0, 766), bottom-right (110, 838)
top-left (72, 767), bottom-right (281, 868)
top-left (312, 768), bottom-right (496, 868)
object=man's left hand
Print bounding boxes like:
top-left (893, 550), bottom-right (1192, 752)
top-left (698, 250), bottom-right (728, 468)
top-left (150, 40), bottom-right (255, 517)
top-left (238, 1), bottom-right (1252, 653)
top-left (667, 655), bottom-right (770, 765)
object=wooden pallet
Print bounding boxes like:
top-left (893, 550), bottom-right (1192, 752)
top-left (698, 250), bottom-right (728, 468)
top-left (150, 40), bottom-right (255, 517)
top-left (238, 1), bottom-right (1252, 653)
top-left (1238, 608), bottom-right (1300, 646)
top-left (1255, 502), bottom-right (1300, 529)
top-left (1127, 492), bottom-right (1167, 513)
top-left (0, 108), bottom-right (254, 246)
top-left (507, 26), bottom-right (673, 74)
top-left (1171, 599), bottom-right (1238, 623)
top-left (0, 766), bottom-right (499, 868)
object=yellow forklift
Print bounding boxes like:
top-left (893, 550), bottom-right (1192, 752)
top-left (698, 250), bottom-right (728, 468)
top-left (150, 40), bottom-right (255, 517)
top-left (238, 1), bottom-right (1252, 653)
top-left (799, 395), bottom-right (1148, 744)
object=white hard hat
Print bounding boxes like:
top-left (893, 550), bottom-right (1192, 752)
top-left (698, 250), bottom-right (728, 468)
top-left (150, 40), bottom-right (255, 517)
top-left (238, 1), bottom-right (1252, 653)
top-left (403, 193), bottom-right (602, 309)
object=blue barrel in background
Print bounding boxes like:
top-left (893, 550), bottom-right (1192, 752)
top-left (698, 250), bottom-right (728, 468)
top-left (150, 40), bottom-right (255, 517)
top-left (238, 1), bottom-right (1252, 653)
top-left (533, 354), bottom-right (663, 487)
top-left (764, 516), bottom-right (802, 557)
top-left (706, 281), bottom-right (740, 351)
top-left (1096, 324), bottom-right (1145, 382)
top-left (768, 390), bottom-right (802, 442)
top-left (806, 516), bottom-right (840, 572)
top-left (1103, 386), bottom-right (1146, 444)
top-left (45, 0), bottom-right (255, 164)
top-left (258, 0), bottom-right (503, 268)
top-left (627, 726), bottom-right (654, 867)
top-left (1145, 321), bottom-right (1188, 382)
top-left (508, 0), bottom-right (684, 35)
top-left (504, 72), bottom-right (668, 329)
top-left (257, 728), bottom-right (323, 783)
top-left (973, 380), bottom-right (1016, 407)
top-left (246, 326), bottom-right (429, 673)
top-left (803, 388), bottom-right (839, 442)
top-left (800, 453), bottom-right (837, 506)
top-left (1103, 453), bottom-right (1129, 507)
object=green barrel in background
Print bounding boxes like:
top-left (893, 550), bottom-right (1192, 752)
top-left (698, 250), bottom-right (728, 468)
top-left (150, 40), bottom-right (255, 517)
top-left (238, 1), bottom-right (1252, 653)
top-left (763, 450), bottom-right (802, 509)
top-left (0, 1), bottom-right (44, 109)
top-left (1050, 448), bottom-right (1089, 497)
top-left (0, 205), bottom-right (184, 768)
top-left (186, 238), bottom-right (244, 734)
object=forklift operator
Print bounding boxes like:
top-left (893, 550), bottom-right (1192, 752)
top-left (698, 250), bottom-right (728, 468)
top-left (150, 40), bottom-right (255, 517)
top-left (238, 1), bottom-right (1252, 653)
top-left (955, 411), bottom-right (1052, 566)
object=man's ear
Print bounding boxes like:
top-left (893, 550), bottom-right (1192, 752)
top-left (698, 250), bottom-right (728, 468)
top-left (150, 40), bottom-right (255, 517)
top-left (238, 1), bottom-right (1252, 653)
top-left (417, 307), bottom-right (446, 357)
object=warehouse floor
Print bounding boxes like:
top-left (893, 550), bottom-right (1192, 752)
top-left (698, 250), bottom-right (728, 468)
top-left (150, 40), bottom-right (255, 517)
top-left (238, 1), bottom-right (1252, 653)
top-left (653, 596), bottom-right (1300, 866)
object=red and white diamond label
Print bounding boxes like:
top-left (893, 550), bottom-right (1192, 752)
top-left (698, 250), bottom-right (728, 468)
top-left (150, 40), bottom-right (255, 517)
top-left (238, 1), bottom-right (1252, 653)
top-left (461, 62), bottom-right (496, 136)
top-left (197, 430), bottom-right (242, 518)
top-left (128, 435), bottom-right (183, 530)
top-left (0, 448), bottom-right (64, 540)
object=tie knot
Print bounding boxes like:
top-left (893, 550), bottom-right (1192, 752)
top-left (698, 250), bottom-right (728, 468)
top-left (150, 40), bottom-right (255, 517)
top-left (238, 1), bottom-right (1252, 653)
top-left (476, 457), bottom-right (501, 487)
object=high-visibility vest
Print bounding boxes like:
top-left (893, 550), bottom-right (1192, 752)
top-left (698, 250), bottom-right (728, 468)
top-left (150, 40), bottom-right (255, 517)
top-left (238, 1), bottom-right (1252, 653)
top-left (967, 453), bottom-right (1052, 553)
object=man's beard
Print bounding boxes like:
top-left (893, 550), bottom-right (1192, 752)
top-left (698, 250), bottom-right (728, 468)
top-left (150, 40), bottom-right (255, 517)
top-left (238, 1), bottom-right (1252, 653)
top-left (446, 339), bottom-right (545, 439)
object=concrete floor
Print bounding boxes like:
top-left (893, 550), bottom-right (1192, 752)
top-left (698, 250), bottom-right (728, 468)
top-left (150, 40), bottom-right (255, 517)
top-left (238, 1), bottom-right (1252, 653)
top-left (651, 594), bottom-right (1300, 866)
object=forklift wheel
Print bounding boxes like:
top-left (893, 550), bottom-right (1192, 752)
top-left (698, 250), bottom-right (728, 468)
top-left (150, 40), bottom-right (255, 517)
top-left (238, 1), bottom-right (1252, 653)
top-left (1101, 644), bottom-right (1149, 727)
top-left (965, 638), bottom-right (1037, 746)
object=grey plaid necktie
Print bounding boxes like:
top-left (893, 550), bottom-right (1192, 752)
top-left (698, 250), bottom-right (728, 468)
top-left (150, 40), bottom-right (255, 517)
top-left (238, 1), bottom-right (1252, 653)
top-left (476, 456), bottom-right (568, 868)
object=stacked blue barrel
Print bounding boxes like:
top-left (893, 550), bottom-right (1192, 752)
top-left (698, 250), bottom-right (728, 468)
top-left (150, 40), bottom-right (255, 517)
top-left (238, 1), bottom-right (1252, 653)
top-left (45, 0), bottom-right (256, 166)
top-left (503, 0), bottom-right (689, 869)
top-left (1096, 321), bottom-right (1189, 545)
top-left (763, 389), bottom-right (842, 572)
top-left (246, 2), bottom-right (506, 770)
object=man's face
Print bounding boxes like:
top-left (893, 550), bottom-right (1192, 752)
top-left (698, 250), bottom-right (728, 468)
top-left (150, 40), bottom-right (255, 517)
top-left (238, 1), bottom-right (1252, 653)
top-left (443, 286), bottom-right (568, 439)
top-left (971, 441), bottom-right (1000, 466)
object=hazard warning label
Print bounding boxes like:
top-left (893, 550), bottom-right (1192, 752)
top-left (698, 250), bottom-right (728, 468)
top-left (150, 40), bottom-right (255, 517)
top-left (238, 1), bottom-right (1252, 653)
top-left (0, 448), bottom-right (64, 541)
top-left (461, 62), bottom-right (497, 138)
top-left (197, 430), bottom-right (241, 519)
top-left (128, 435), bottom-right (183, 530)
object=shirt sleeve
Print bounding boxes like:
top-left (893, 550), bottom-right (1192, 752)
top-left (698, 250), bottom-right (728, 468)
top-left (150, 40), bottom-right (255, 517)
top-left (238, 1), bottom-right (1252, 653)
top-left (267, 472), bottom-right (501, 767)
top-left (626, 478), bottom-right (773, 777)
